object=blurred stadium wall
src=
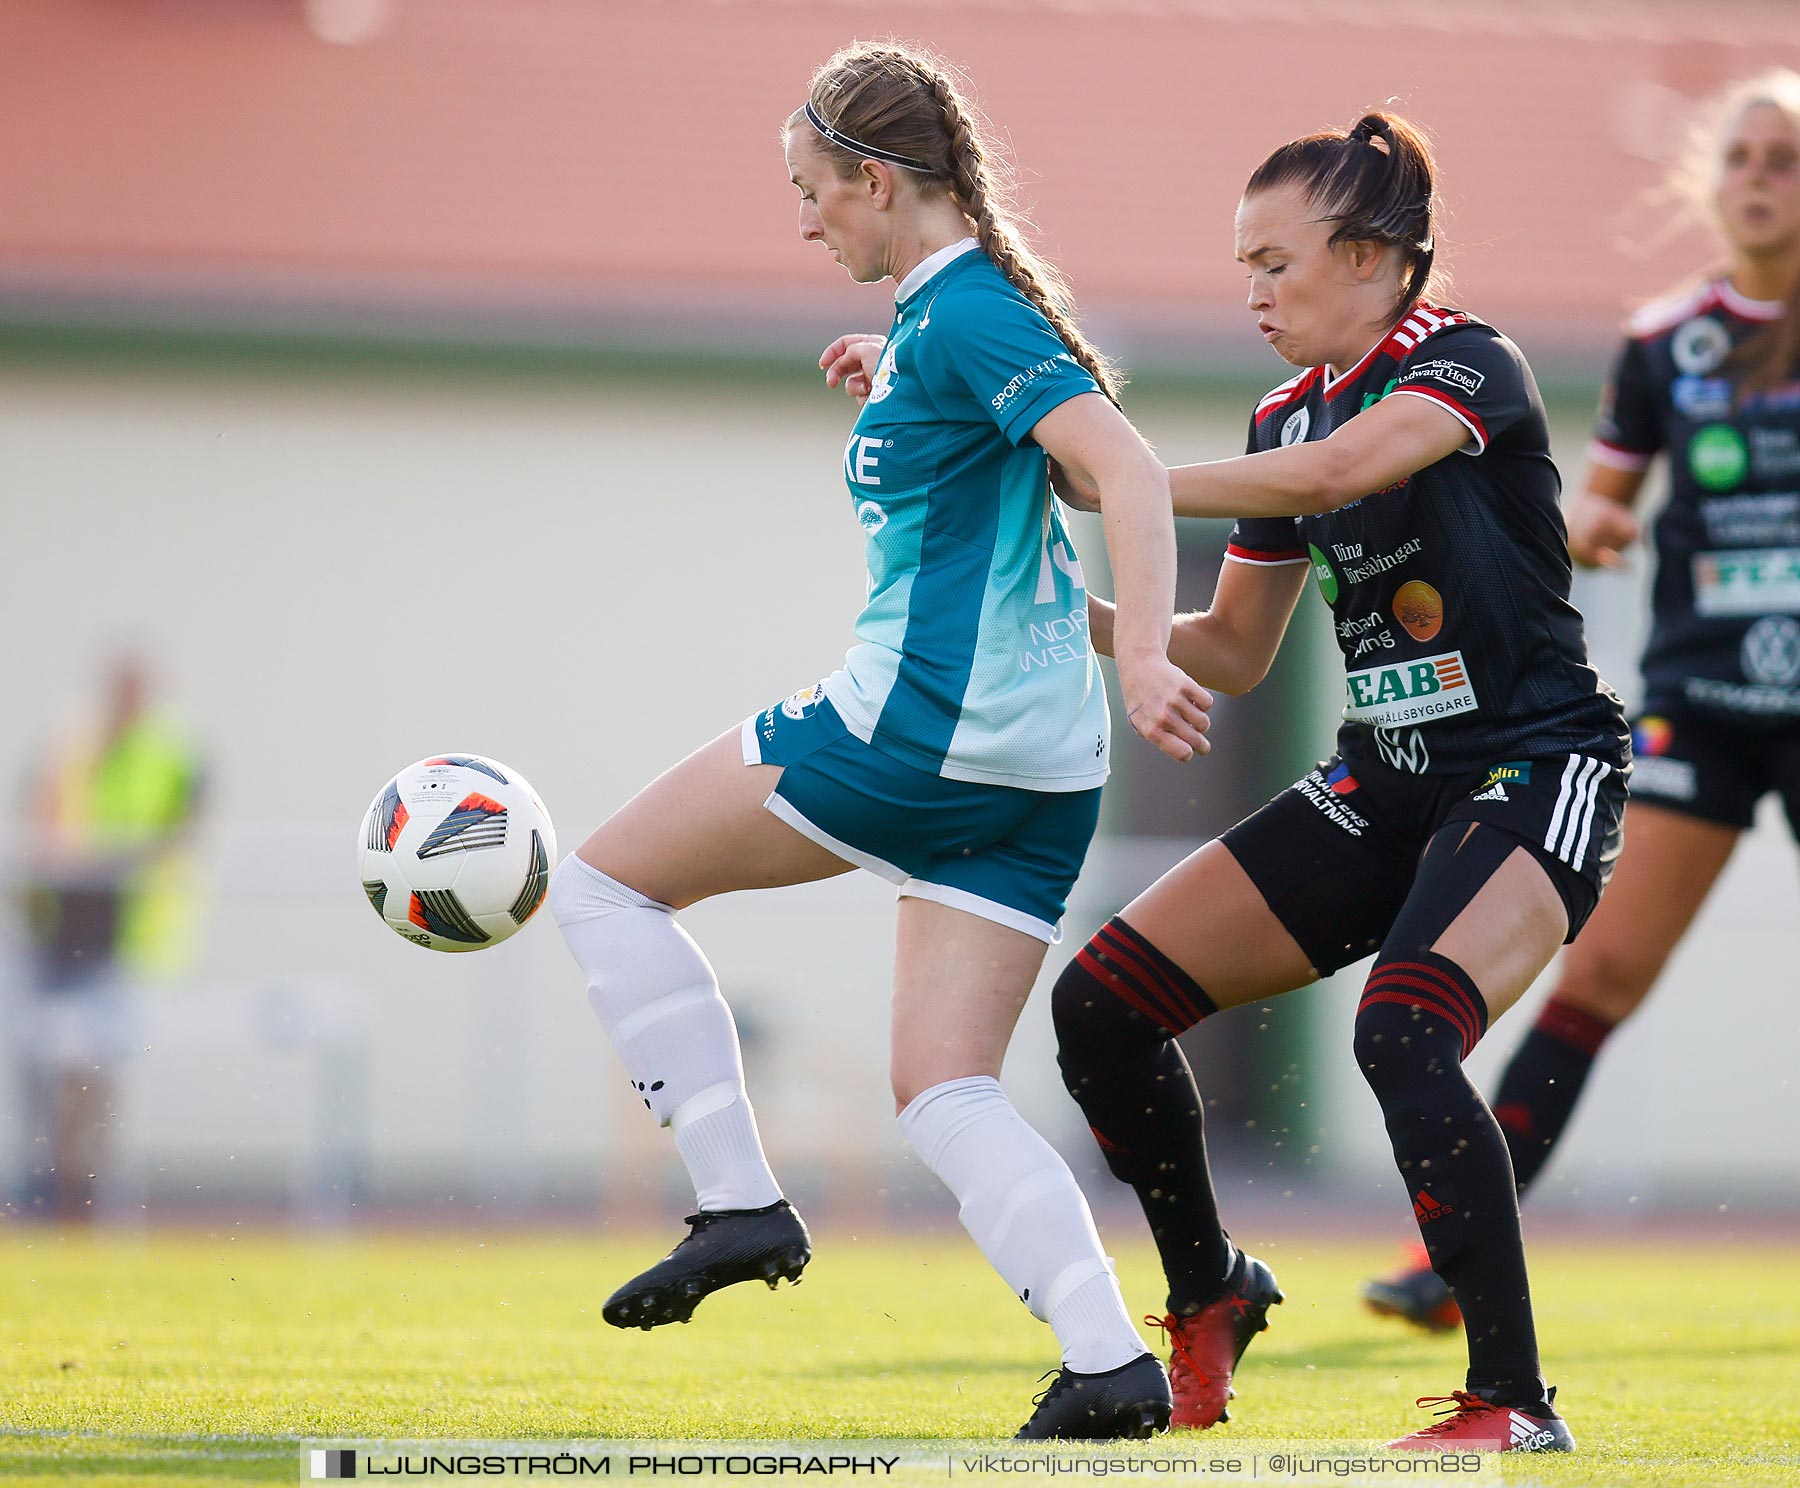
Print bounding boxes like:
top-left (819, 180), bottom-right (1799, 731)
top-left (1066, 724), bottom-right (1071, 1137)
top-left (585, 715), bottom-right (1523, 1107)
top-left (2, 1), bottom-right (1796, 1225)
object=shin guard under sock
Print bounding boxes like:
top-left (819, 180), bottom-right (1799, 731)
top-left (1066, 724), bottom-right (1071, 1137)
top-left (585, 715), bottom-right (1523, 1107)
top-left (548, 855), bottom-right (782, 1212)
top-left (1356, 950), bottom-right (1546, 1407)
top-left (898, 1076), bottom-right (1146, 1373)
top-left (1052, 917), bottom-right (1230, 1314)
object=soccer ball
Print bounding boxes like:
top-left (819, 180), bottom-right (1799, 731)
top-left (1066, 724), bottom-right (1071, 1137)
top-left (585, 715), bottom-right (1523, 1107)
top-left (357, 754), bottom-right (557, 952)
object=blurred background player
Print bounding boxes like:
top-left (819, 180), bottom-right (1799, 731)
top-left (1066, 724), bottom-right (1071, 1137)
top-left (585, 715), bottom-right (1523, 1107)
top-left (1047, 113), bottom-right (1627, 1452)
top-left (545, 42), bottom-right (1210, 1440)
top-left (10, 653), bottom-right (204, 1222)
top-left (1364, 69), bottom-right (1800, 1335)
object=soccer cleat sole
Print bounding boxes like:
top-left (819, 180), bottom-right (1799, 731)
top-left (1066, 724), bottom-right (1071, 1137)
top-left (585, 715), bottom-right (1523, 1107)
top-left (604, 1243), bottom-right (811, 1331)
top-left (762, 1251), bottom-right (810, 1289)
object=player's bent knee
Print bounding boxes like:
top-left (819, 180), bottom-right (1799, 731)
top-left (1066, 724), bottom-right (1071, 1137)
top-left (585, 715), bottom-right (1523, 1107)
top-left (546, 852), bottom-right (662, 928)
top-left (1050, 919), bottom-right (1214, 1085)
top-left (1353, 950), bottom-right (1489, 1100)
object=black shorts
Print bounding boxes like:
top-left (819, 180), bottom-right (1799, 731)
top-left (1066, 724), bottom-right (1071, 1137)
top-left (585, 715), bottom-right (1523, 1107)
top-left (1220, 750), bottom-right (1629, 977)
top-left (1630, 707), bottom-right (1800, 834)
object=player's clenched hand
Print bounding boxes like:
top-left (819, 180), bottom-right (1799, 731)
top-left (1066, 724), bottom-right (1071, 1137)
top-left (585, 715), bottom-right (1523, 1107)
top-left (1566, 491), bottom-right (1640, 569)
top-left (1049, 457), bottom-right (1102, 512)
top-left (819, 334), bottom-right (887, 403)
top-left (1119, 654), bottom-right (1213, 761)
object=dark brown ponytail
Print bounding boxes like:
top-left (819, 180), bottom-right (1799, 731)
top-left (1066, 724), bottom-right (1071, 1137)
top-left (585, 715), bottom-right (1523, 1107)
top-left (791, 42), bottom-right (1123, 402)
top-left (1245, 110), bottom-right (1443, 320)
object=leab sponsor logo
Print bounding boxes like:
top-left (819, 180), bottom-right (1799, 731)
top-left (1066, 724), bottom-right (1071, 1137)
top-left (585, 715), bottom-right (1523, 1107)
top-left (1343, 651), bottom-right (1478, 727)
top-left (1693, 547), bottom-right (1800, 616)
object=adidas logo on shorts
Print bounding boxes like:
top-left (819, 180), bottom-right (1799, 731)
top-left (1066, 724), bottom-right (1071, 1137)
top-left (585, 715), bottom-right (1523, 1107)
top-left (1471, 781), bottom-right (1509, 802)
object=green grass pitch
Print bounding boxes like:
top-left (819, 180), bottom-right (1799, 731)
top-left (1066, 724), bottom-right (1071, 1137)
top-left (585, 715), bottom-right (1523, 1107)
top-left (1, 1228), bottom-right (1796, 1485)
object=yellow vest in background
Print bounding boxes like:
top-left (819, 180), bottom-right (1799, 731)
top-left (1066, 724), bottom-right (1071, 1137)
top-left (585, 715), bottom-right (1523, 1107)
top-left (45, 713), bottom-right (203, 979)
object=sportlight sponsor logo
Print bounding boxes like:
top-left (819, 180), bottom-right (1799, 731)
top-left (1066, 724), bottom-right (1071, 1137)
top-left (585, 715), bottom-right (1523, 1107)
top-left (310, 1449), bottom-right (356, 1479)
top-left (1343, 651), bottom-right (1477, 727)
top-left (990, 353), bottom-right (1078, 413)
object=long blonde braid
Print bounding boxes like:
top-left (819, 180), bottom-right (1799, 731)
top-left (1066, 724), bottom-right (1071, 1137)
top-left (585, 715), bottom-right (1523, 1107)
top-left (926, 70), bottom-right (1123, 404)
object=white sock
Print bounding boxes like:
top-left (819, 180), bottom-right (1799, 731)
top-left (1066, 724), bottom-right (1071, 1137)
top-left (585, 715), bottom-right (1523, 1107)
top-left (898, 1075), bottom-right (1146, 1374)
top-left (547, 854), bottom-right (782, 1212)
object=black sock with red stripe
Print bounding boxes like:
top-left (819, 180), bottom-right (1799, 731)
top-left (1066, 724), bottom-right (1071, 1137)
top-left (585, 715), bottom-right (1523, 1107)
top-left (1050, 917), bottom-right (1228, 1314)
top-left (1491, 994), bottom-right (1618, 1196)
top-left (1354, 950), bottom-right (1547, 1409)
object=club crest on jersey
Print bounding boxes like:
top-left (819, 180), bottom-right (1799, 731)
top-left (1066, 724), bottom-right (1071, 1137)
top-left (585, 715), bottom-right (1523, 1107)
top-left (856, 500), bottom-right (888, 535)
top-left (1281, 406), bottom-right (1311, 446)
top-left (1672, 316), bottom-right (1731, 376)
top-left (866, 341), bottom-right (900, 404)
top-left (781, 681), bottom-right (828, 720)
top-left (1344, 651), bottom-right (1478, 728)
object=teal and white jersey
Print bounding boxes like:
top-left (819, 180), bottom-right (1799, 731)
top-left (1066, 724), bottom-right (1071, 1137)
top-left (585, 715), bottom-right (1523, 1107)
top-left (822, 239), bottom-right (1111, 792)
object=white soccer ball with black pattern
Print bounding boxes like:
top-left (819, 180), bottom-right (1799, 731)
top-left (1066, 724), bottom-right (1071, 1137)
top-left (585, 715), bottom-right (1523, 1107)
top-left (356, 754), bottom-right (556, 952)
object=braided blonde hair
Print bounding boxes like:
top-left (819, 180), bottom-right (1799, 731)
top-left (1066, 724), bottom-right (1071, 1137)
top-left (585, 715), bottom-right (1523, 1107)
top-left (794, 42), bottom-right (1123, 402)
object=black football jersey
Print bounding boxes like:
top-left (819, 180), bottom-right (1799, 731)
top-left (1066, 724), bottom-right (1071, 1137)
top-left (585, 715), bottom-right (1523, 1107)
top-left (1591, 278), bottom-right (1800, 723)
top-left (1228, 304), bottom-right (1629, 777)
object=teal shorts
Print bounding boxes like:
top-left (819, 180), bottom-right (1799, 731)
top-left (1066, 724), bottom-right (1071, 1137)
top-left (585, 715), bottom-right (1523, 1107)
top-left (740, 684), bottom-right (1102, 943)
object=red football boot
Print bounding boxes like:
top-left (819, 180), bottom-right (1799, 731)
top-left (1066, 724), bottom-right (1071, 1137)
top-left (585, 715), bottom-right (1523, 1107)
top-left (1387, 1387), bottom-right (1574, 1453)
top-left (1145, 1249), bottom-right (1283, 1429)
top-left (1361, 1244), bottom-right (1462, 1332)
